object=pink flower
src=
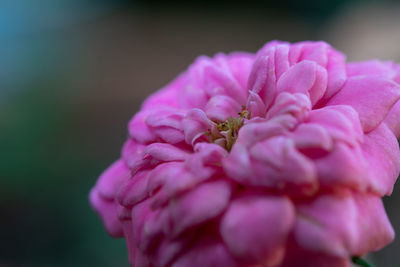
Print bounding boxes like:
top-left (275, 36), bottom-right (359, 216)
top-left (90, 41), bottom-right (400, 267)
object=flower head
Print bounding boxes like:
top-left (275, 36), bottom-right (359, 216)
top-left (90, 41), bottom-right (400, 267)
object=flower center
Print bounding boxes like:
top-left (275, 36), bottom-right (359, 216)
top-left (207, 108), bottom-right (250, 151)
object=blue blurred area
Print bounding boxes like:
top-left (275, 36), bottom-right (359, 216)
top-left (1, 0), bottom-right (399, 266)
top-left (0, 0), bottom-right (126, 94)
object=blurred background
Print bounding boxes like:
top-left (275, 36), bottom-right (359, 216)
top-left (1, 0), bottom-right (400, 266)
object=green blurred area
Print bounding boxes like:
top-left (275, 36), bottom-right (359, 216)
top-left (1, 0), bottom-right (400, 266)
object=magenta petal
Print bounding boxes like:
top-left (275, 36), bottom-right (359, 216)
top-left (327, 75), bottom-right (400, 132)
top-left (173, 236), bottom-right (238, 267)
top-left (128, 110), bottom-right (157, 144)
top-left (169, 180), bottom-right (232, 237)
top-left (220, 195), bottom-right (294, 265)
top-left (96, 160), bottom-right (129, 199)
top-left (122, 139), bottom-right (146, 168)
top-left (89, 189), bottom-right (123, 237)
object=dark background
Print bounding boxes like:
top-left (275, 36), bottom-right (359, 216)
top-left (1, 0), bottom-right (400, 266)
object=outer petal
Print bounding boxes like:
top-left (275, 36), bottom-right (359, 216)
top-left (384, 99), bottom-right (400, 138)
top-left (327, 75), bottom-right (400, 132)
top-left (362, 123), bottom-right (400, 195)
top-left (168, 180), bottom-right (232, 237)
top-left (220, 195), bottom-right (295, 265)
top-left (294, 192), bottom-right (395, 258)
top-left (89, 189), bottom-right (123, 237)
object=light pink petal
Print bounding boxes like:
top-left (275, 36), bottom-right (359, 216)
top-left (220, 195), bottom-right (294, 265)
top-left (327, 75), bottom-right (400, 132)
top-left (300, 41), bottom-right (329, 67)
top-left (205, 95), bottom-right (242, 122)
top-left (362, 123), bottom-right (400, 195)
top-left (384, 99), bottom-right (400, 138)
top-left (168, 180), bottom-right (232, 237)
top-left (89, 189), bottom-right (123, 237)
top-left (173, 236), bottom-right (238, 267)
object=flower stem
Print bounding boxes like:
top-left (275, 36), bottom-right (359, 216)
top-left (351, 256), bottom-right (375, 267)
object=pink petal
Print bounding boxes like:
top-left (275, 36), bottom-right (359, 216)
top-left (96, 160), bottom-right (129, 199)
top-left (247, 50), bottom-right (277, 109)
top-left (182, 108), bottom-right (215, 145)
top-left (173, 236), bottom-right (238, 267)
top-left (220, 195), bottom-right (294, 265)
top-left (384, 99), bottom-right (400, 138)
top-left (205, 95), bottom-right (242, 122)
top-left (248, 136), bottom-right (317, 193)
top-left (292, 123), bottom-right (333, 151)
top-left (327, 75), bottom-right (400, 132)
top-left (277, 60), bottom-right (327, 105)
top-left (128, 110), bottom-right (157, 144)
top-left (294, 192), bottom-right (395, 258)
top-left (89, 189), bottom-right (123, 237)
top-left (121, 139), bottom-right (146, 168)
top-left (314, 142), bottom-right (367, 190)
top-left (168, 180), bottom-right (232, 237)
top-left (346, 60), bottom-right (398, 78)
top-left (362, 123), bottom-right (400, 195)
top-left (116, 170), bottom-right (150, 207)
top-left (307, 105), bottom-right (363, 146)
top-left (131, 143), bottom-right (190, 173)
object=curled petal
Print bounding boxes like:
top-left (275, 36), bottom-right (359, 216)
top-left (182, 108), bottom-right (216, 145)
